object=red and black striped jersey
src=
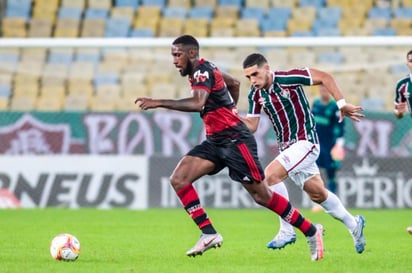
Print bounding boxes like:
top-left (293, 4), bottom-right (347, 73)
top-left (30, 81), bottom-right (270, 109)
top-left (247, 67), bottom-right (318, 150)
top-left (189, 59), bottom-right (246, 143)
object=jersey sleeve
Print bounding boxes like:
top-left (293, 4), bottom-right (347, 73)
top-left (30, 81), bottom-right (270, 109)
top-left (246, 88), bottom-right (261, 117)
top-left (191, 65), bottom-right (214, 93)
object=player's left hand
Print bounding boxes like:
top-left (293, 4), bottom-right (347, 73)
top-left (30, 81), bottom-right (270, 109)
top-left (134, 97), bottom-right (158, 110)
top-left (339, 104), bottom-right (364, 122)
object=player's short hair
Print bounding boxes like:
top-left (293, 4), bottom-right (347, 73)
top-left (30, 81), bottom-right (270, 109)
top-left (243, 53), bottom-right (268, 69)
top-left (407, 49), bottom-right (412, 57)
top-left (172, 35), bottom-right (199, 49)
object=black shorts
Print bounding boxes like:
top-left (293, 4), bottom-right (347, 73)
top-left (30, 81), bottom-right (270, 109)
top-left (187, 133), bottom-right (265, 184)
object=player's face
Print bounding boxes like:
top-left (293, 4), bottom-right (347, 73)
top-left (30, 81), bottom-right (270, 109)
top-left (243, 63), bottom-right (271, 90)
top-left (171, 44), bottom-right (192, 77)
top-left (407, 53), bottom-right (412, 72)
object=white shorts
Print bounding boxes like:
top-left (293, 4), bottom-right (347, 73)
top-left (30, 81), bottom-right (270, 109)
top-left (275, 140), bottom-right (320, 189)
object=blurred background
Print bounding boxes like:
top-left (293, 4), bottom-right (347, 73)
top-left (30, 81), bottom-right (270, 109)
top-left (0, 0), bottom-right (411, 209)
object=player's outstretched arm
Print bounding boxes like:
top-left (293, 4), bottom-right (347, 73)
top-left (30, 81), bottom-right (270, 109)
top-left (135, 89), bottom-right (209, 112)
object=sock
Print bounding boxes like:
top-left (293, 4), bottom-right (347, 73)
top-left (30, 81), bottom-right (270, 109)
top-left (266, 192), bottom-right (317, 237)
top-left (177, 184), bottom-right (216, 234)
top-left (320, 191), bottom-right (357, 231)
top-left (269, 183), bottom-right (295, 234)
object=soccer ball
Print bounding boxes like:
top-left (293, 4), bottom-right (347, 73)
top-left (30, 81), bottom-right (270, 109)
top-left (50, 233), bottom-right (81, 261)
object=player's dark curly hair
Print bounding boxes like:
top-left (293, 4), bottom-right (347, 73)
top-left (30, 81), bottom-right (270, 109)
top-left (242, 53), bottom-right (268, 69)
top-left (172, 35), bottom-right (199, 49)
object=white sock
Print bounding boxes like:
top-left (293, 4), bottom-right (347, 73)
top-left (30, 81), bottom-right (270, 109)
top-left (269, 182), bottom-right (295, 235)
top-left (320, 191), bottom-right (357, 231)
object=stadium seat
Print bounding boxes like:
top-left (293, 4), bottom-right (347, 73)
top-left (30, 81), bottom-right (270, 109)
top-left (28, 18), bottom-right (53, 37)
top-left (188, 6), bottom-right (214, 19)
top-left (299, 0), bottom-right (325, 8)
top-left (158, 17), bottom-right (184, 37)
top-left (168, 0), bottom-right (191, 8)
top-left (0, 97), bottom-right (9, 110)
top-left (130, 28), bottom-right (155, 37)
top-left (114, 0), bottom-right (139, 8)
top-left (194, 0), bottom-right (217, 7)
top-left (58, 7), bottom-right (83, 19)
top-left (88, 0), bottom-right (111, 9)
top-left (372, 27), bottom-right (397, 36)
top-left (81, 19), bottom-right (106, 37)
top-left (36, 95), bottom-right (64, 111)
top-left (235, 19), bottom-right (260, 36)
top-left (141, 0), bottom-right (166, 8)
top-left (163, 7), bottom-right (188, 18)
top-left (219, 0), bottom-right (243, 6)
top-left (241, 7), bottom-right (266, 21)
top-left (10, 96), bottom-right (36, 111)
top-left (215, 6), bottom-right (240, 18)
top-left (368, 7), bottom-right (392, 19)
top-left (61, 0), bottom-right (85, 8)
top-left (184, 18), bottom-right (209, 37)
top-left (245, 0), bottom-right (270, 9)
top-left (64, 94), bottom-right (89, 111)
top-left (84, 8), bottom-right (110, 19)
top-left (270, 0), bottom-right (298, 8)
top-left (105, 18), bottom-right (131, 37)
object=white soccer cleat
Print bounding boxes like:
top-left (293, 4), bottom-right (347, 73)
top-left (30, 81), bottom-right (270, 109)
top-left (186, 233), bottom-right (223, 257)
top-left (351, 215), bottom-right (366, 254)
top-left (306, 224), bottom-right (324, 261)
top-left (267, 230), bottom-right (297, 249)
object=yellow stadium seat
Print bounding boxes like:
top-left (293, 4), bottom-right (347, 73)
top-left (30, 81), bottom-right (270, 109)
top-left (67, 81), bottom-right (94, 98)
top-left (40, 85), bottom-right (66, 98)
top-left (403, 0), bottom-right (412, 6)
top-left (0, 97), bottom-right (9, 110)
top-left (36, 95), bottom-right (63, 111)
top-left (168, 0), bottom-right (191, 8)
top-left (287, 19), bottom-right (313, 34)
top-left (184, 18), bottom-right (209, 37)
top-left (28, 18), bottom-right (53, 37)
top-left (61, 0), bottom-right (85, 8)
top-left (291, 7), bottom-right (316, 21)
top-left (68, 62), bottom-right (95, 80)
top-left (193, 0), bottom-right (217, 7)
top-left (87, 0), bottom-right (111, 9)
top-left (95, 84), bottom-right (121, 98)
top-left (111, 7), bottom-right (135, 21)
top-left (20, 48), bottom-right (47, 63)
top-left (150, 83), bottom-right (177, 99)
top-left (63, 94), bottom-right (89, 111)
top-left (10, 96), bottom-right (36, 111)
top-left (270, 0), bottom-right (297, 7)
top-left (122, 83), bottom-right (149, 100)
top-left (115, 97), bottom-right (135, 112)
top-left (97, 61), bottom-right (125, 73)
top-left (136, 6), bottom-right (161, 19)
top-left (13, 84), bottom-right (39, 100)
top-left (159, 18), bottom-right (184, 37)
top-left (81, 19), bottom-right (105, 37)
top-left (235, 19), bottom-right (260, 37)
top-left (215, 6), bottom-right (239, 18)
top-left (246, 0), bottom-right (270, 8)
top-left (89, 95), bottom-right (116, 112)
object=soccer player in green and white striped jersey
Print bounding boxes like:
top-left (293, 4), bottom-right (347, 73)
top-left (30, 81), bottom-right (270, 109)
top-left (394, 49), bottom-right (412, 119)
top-left (241, 53), bottom-right (367, 254)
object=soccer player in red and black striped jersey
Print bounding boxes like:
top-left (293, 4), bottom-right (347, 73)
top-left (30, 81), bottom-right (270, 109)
top-left (393, 49), bottom-right (412, 119)
top-left (135, 35), bottom-right (324, 261)
top-left (241, 52), bottom-right (366, 254)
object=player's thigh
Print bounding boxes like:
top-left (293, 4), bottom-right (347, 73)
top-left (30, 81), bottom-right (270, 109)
top-left (171, 155), bottom-right (215, 190)
top-left (278, 141), bottom-right (320, 172)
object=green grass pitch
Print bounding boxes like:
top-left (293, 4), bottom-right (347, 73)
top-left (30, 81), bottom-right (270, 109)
top-left (0, 208), bottom-right (411, 273)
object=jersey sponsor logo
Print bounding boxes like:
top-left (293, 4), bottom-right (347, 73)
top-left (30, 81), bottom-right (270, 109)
top-left (194, 70), bottom-right (209, 83)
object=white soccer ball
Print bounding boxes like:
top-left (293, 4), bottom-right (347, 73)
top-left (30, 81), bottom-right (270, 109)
top-left (50, 233), bottom-right (81, 261)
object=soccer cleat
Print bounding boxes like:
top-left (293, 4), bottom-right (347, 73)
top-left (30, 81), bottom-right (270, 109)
top-left (267, 231), bottom-right (296, 249)
top-left (306, 224), bottom-right (324, 261)
top-left (351, 215), bottom-right (366, 254)
top-left (186, 233), bottom-right (223, 257)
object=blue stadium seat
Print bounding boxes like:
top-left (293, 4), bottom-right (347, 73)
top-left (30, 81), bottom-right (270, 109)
top-left (163, 7), bottom-right (187, 18)
top-left (241, 7), bottom-right (266, 21)
top-left (393, 7), bottom-right (412, 18)
top-left (105, 18), bottom-right (131, 37)
top-left (5, 0), bottom-right (31, 20)
top-left (94, 72), bottom-right (119, 86)
top-left (115, 0), bottom-right (139, 8)
top-left (85, 8), bottom-right (110, 19)
top-left (372, 27), bottom-right (396, 36)
top-left (314, 27), bottom-right (341, 36)
top-left (0, 85), bottom-right (11, 98)
top-left (48, 52), bottom-right (73, 64)
top-left (368, 7), bottom-right (392, 19)
top-left (317, 7), bottom-right (341, 21)
top-left (188, 7), bottom-right (214, 19)
top-left (141, 0), bottom-right (166, 8)
top-left (291, 31), bottom-right (314, 37)
top-left (75, 51), bottom-right (101, 63)
top-left (260, 18), bottom-right (287, 32)
top-left (58, 7), bottom-right (83, 19)
top-left (267, 7), bottom-right (291, 21)
top-left (130, 28), bottom-right (155, 37)
top-left (317, 51), bottom-right (344, 64)
top-left (299, 0), bottom-right (325, 8)
top-left (219, 0), bottom-right (243, 6)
